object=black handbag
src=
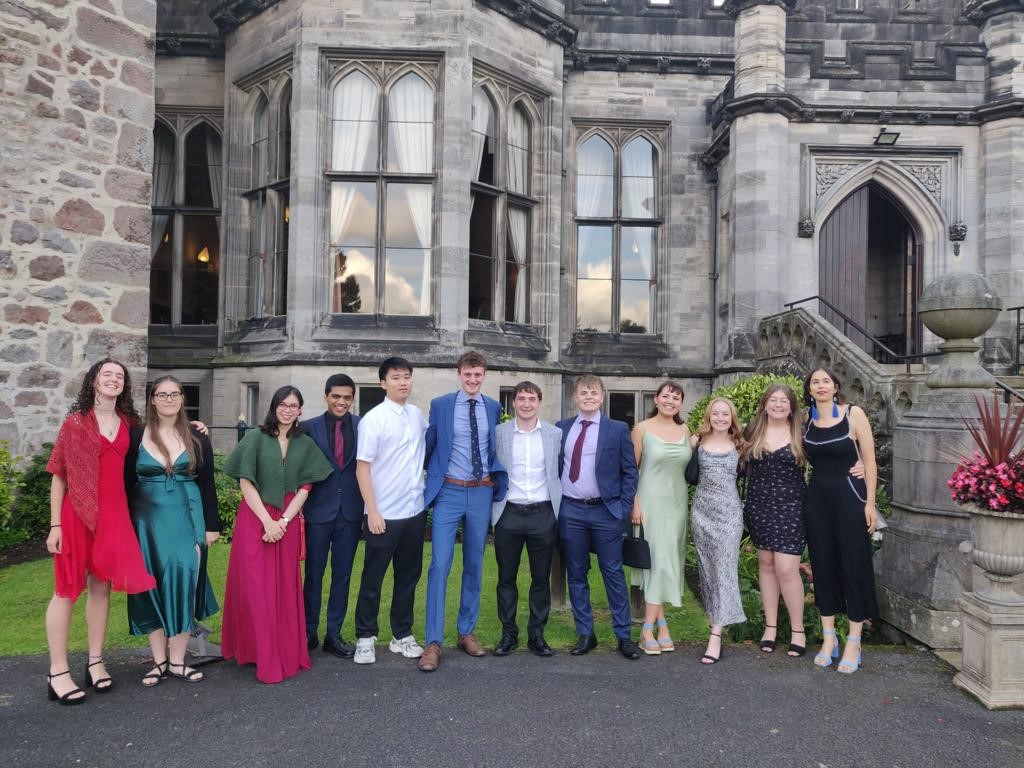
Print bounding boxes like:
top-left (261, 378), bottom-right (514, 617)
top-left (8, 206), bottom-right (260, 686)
top-left (622, 523), bottom-right (652, 569)
top-left (684, 445), bottom-right (700, 485)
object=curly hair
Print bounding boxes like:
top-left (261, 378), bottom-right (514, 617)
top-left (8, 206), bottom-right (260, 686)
top-left (70, 358), bottom-right (142, 425)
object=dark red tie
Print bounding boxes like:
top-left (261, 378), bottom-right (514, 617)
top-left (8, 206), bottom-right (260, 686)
top-left (568, 420), bottom-right (593, 483)
top-left (334, 419), bottom-right (345, 467)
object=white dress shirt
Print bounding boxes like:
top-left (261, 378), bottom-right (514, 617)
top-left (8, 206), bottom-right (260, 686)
top-left (506, 419), bottom-right (549, 505)
top-left (356, 397), bottom-right (426, 520)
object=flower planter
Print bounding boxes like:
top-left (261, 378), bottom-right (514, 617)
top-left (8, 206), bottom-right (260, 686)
top-left (962, 503), bottom-right (1024, 606)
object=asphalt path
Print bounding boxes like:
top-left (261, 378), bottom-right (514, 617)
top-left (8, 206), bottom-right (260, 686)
top-left (2, 642), bottom-right (1022, 768)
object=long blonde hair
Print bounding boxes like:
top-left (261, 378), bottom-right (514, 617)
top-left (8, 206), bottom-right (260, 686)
top-left (146, 375), bottom-right (200, 476)
top-left (741, 383), bottom-right (805, 464)
top-left (697, 397), bottom-right (744, 450)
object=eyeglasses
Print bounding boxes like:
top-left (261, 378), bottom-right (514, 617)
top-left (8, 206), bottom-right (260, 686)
top-left (153, 392), bottom-right (183, 402)
top-left (277, 403), bottom-right (301, 412)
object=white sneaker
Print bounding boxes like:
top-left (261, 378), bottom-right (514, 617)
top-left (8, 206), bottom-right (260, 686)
top-left (354, 637), bottom-right (376, 664)
top-left (389, 635), bottom-right (424, 659)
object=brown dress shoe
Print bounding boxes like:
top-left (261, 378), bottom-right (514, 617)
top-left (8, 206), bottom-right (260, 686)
top-left (418, 643), bottom-right (441, 672)
top-left (457, 633), bottom-right (486, 657)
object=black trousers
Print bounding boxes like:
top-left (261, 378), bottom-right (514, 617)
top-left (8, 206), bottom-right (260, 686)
top-left (493, 501), bottom-right (557, 639)
top-left (354, 511), bottom-right (426, 640)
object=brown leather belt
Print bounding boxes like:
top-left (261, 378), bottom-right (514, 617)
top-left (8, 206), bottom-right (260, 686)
top-left (444, 475), bottom-right (493, 488)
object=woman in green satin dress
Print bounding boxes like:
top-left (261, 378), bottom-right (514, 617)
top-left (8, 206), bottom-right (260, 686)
top-left (125, 376), bottom-right (220, 686)
top-left (629, 381), bottom-right (692, 655)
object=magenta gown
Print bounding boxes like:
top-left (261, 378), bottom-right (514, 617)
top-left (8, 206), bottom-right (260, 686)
top-left (220, 492), bottom-right (310, 684)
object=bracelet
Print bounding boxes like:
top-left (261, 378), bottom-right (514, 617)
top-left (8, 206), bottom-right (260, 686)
top-left (281, 516), bottom-right (289, 524)
top-left (50, 524), bottom-right (61, 529)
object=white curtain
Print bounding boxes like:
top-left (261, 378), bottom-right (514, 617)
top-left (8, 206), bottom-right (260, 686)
top-left (507, 206), bottom-right (528, 322)
top-left (389, 73), bottom-right (432, 173)
top-left (622, 137), bottom-right (655, 218)
top-left (205, 128), bottom-right (222, 237)
top-left (508, 105), bottom-right (530, 195)
top-left (405, 184), bottom-right (432, 315)
top-left (332, 71), bottom-right (378, 171)
top-left (151, 127), bottom-right (175, 258)
top-left (577, 135), bottom-right (613, 218)
top-left (471, 87), bottom-right (492, 182)
top-left (252, 101), bottom-right (269, 185)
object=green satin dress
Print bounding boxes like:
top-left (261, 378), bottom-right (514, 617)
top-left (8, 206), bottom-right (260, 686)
top-left (630, 431), bottom-right (691, 607)
top-left (128, 447), bottom-right (218, 637)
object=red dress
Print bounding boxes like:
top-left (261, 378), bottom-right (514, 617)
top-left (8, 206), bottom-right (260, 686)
top-left (52, 420), bottom-right (156, 599)
top-left (220, 492), bottom-right (310, 684)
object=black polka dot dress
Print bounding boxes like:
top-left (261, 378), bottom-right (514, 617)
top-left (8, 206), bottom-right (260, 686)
top-left (743, 445), bottom-right (807, 556)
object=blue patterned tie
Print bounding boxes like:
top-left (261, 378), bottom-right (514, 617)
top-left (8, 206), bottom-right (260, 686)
top-left (469, 398), bottom-right (484, 480)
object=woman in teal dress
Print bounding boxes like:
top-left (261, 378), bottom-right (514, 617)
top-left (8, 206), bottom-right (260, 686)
top-left (125, 376), bottom-right (220, 686)
top-left (630, 381), bottom-right (693, 655)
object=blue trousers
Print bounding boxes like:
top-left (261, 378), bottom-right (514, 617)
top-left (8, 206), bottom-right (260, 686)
top-left (425, 483), bottom-right (491, 645)
top-left (303, 514), bottom-right (363, 638)
top-left (558, 497), bottom-right (632, 640)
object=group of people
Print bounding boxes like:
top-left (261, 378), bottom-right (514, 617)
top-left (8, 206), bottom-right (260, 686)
top-left (41, 351), bottom-right (880, 703)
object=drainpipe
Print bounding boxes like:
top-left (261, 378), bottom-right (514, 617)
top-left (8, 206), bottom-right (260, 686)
top-left (705, 163), bottom-right (719, 372)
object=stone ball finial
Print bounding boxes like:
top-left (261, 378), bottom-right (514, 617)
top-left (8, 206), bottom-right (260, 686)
top-left (918, 272), bottom-right (1002, 342)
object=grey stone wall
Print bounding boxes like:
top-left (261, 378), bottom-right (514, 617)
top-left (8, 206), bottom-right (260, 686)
top-left (0, 0), bottom-right (156, 456)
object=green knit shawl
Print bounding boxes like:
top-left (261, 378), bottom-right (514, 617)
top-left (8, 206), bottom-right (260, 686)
top-left (223, 429), bottom-right (334, 509)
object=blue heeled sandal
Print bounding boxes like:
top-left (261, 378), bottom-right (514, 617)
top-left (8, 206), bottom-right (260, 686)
top-left (655, 618), bottom-right (674, 651)
top-left (640, 622), bottom-right (661, 655)
top-left (837, 635), bottom-right (862, 674)
top-left (814, 629), bottom-right (840, 668)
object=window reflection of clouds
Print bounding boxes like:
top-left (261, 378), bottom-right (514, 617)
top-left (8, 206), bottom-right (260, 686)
top-left (385, 248), bottom-right (428, 314)
top-left (577, 279), bottom-right (612, 332)
top-left (330, 182), bottom-right (376, 246)
top-left (333, 248), bottom-right (376, 313)
top-left (620, 227), bottom-right (653, 279)
top-left (619, 280), bottom-right (652, 330)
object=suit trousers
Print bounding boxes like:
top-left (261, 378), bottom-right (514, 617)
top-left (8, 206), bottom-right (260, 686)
top-left (425, 483), bottom-right (492, 645)
top-left (558, 497), bottom-right (632, 640)
top-left (354, 511), bottom-right (426, 640)
top-left (493, 501), bottom-right (557, 640)
top-left (303, 514), bottom-right (363, 638)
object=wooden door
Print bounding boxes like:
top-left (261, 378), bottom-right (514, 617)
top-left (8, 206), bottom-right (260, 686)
top-left (819, 185), bottom-right (869, 352)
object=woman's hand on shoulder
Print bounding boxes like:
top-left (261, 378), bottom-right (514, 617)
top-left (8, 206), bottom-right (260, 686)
top-left (689, 433), bottom-right (699, 449)
top-left (190, 420), bottom-right (209, 436)
top-left (206, 531), bottom-right (220, 546)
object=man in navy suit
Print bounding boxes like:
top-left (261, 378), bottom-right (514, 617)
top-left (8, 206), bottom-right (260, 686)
top-left (557, 373), bottom-right (642, 660)
top-left (301, 373), bottom-right (363, 657)
top-left (419, 351), bottom-right (507, 672)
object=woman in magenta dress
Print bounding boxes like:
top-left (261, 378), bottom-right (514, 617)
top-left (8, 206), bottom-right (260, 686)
top-left (221, 386), bottom-right (333, 683)
top-left (44, 359), bottom-right (156, 705)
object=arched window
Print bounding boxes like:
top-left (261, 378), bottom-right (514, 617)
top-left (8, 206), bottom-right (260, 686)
top-left (468, 84), bottom-right (536, 325)
top-left (328, 67), bottom-right (436, 317)
top-left (251, 96), bottom-right (269, 188)
top-left (149, 119), bottom-right (221, 327)
top-left (575, 131), bottom-right (660, 335)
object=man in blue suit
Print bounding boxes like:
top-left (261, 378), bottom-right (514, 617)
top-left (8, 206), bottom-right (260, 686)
top-left (557, 373), bottom-right (642, 660)
top-left (301, 373), bottom-right (363, 657)
top-left (419, 351), bottom-right (507, 672)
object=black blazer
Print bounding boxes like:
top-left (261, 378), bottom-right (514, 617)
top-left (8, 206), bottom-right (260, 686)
top-left (124, 425), bottom-right (221, 533)
top-left (300, 412), bottom-right (364, 524)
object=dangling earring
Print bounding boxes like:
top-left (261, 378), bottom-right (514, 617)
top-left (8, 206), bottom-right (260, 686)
top-left (810, 402), bottom-right (819, 420)
top-left (832, 396), bottom-right (839, 418)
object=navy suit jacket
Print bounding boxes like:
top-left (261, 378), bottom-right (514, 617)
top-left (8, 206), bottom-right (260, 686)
top-left (424, 392), bottom-right (507, 508)
top-left (302, 412), bottom-right (363, 524)
top-left (556, 415), bottom-right (639, 520)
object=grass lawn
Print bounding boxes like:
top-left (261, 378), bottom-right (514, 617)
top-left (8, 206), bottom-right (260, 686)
top-left (0, 543), bottom-right (708, 655)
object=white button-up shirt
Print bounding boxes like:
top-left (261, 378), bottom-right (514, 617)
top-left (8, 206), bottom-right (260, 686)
top-left (506, 419), bottom-right (549, 505)
top-left (356, 397), bottom-right (426, 520)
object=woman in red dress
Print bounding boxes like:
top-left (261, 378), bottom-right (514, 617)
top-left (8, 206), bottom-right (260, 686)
top-left (44, 359), bottom-right (156, 704)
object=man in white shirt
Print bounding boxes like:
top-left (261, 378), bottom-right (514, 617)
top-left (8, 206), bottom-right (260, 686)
top-left (490, 381), bottom-right (563, 657)
top-left (352, 357), bottom-right (427, 665)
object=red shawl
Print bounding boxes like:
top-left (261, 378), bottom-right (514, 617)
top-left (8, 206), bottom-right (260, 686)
top-left (46, 411), bottom-right (126, 532)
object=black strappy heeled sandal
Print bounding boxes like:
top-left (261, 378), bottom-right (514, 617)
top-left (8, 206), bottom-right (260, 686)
top-left (760, 625), bottom-right (777, 652)
top-left (701, 632), bottom-right (723, 665)
top-left (85, 657), bottom-right (114, 693)
top-left (142, 660), bottom-right (169, 688)
top-left (167, 661), bottom-right (205, 683)
top-left (788, 629), bottom-right (806, 657)
top-left (47, 670), bottom-right (86, 705)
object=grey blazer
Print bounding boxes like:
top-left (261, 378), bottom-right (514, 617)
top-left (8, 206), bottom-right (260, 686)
top-left (491, 419), bottom-right (563, 525)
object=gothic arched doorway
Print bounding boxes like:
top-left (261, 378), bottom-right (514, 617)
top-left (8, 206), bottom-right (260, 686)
top-left (818, 183), bottom-right (922, 361)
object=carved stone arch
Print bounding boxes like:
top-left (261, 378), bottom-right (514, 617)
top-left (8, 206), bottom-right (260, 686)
top-left (384, 62), bottom-right (437, 93)
top-left (327, 61), bottom-right (381, 95)
top-left (181, 114), bottom-right (223, 141)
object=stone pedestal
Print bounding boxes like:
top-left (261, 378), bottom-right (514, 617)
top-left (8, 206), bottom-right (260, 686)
top-left (954, 591), bottom-right (1024, 709)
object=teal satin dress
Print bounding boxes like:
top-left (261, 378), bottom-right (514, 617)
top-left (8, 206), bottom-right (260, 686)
top-left (128, 447), bottom-right (218, 637)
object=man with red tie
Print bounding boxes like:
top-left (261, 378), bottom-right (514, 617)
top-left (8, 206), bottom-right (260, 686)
top-left (556, 374), bottom-right (641, 660)
top-left (301, 374), bottom-right (364, 657)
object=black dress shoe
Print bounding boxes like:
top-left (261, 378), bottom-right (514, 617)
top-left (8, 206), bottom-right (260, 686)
top-left (570, 634), bottom-right (598, 656)
top-left (527, 637), bottom-right (553, 657)
top-left (307, 633), bottom-right (320, 652)
top-left (618, 638), bottom-right (641, 660)
top-left (492, 635), bottom-right (519, 656)
top-left (323, 635), bottom-right (356, 658)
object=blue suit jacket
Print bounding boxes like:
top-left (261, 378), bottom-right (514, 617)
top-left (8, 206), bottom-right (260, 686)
top-left (301, 412), bottom-right (364, 524)
top-left (424, 392), bottom-right (507, 508)
top-left (556, 415), bottom-right (638, 520)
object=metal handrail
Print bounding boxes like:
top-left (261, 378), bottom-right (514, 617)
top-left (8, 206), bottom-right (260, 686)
top-left (1006, 304), bottom-right (1024, 375)
top-left (993, 376), bottom-right (1024, 406)
top-left (783, 295), bottom-right (942, 373)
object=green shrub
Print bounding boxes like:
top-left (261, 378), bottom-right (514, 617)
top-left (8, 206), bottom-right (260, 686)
top-left (7, 443), bottom-right (53, 544)
top-left (213, 452), bottom-right (241, 539)
top-left (686, 372), bottom-right (805, 434)
top-left (0, 441), bottom-right (26, 549)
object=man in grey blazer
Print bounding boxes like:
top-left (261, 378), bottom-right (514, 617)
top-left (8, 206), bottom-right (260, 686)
top-left (490, 381), bottom-right (562, 657)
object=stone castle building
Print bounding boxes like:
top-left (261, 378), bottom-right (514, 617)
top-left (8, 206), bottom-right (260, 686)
top-left (1, 0), bottom-right (1021, 448)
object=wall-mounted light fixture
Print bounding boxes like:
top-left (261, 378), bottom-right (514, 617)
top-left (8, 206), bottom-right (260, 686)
top-left (874, 128), bottom-right (900, 146)
top-left (197, 246), bottom-right (210, 263)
